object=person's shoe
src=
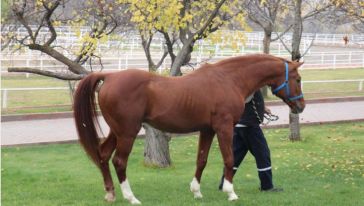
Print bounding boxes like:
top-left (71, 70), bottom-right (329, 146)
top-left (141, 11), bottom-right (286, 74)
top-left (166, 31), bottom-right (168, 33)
top-left (260, 187), bottom-right (283, 192)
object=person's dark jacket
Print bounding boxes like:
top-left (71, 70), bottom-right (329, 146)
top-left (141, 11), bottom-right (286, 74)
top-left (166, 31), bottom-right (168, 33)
top-left (237, 90), bottom-right (265, 126)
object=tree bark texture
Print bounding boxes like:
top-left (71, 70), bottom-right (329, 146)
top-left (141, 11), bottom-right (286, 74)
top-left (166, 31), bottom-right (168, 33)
top-left (289, 111), bottom-right (301, 141)
top-left (289, 0), bottom-right (303, 141)
top-left (143, 124), bottom-right (172, 167)
top-left (170, 41), bottom-right (194, 76)
top-left (261, 29), bottom-right (272, 97)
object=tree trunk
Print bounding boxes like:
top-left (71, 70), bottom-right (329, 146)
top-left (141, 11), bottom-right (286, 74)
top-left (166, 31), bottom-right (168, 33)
top-left (289, 0), bottom-right (303, 141)
top-left (143, 124), bottom-right (172, 167)
top-left (263, 29), bottom-right (272, 54)
top-left (261, 29), bottom-right (272, 97)
top-left (170, 40), bottom-right (194, 76)
top-left (289, 110), bottom-right (301, 141)
top-left (143, 42), bottom-right (192, 167)
top-left (141, 33), bottom-right (174, 168)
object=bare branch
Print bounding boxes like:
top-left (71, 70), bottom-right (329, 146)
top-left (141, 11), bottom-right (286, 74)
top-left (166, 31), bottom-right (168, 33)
top-left (301, 37), bottom-right (315, 58)
top-left (158, 30), bottom-right (177, 63)
top-left (277, 35), bottom-right (292, 54)
top-left (28, 43), bottom-right (88, 74)
top-left (303, 5), bottom-right (332, 20)
top-left (12, 1), bottom-right (35, 42)
top-left (43, 0), bottom-right (61, 46)
top-left (8, 67), bottom-right (84, 80)
top-left (155, 51), bottom-right (169, 69)
top-left (271, 24), bottom-right (293, 41)
top-left (92, 54), bottom-right (104, 72)
top-left (195, 0), bottom-right (227, 39)
top-left (105, 16), bottom-right (118, 35)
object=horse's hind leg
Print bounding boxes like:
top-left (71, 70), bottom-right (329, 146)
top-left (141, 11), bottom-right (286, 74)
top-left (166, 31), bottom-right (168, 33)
top-left (190, 129), bottom-right (215, 199)
top-left (112, 132), bottom-right (141, 205)
top-left (99, 132), bottom-right (117, 202)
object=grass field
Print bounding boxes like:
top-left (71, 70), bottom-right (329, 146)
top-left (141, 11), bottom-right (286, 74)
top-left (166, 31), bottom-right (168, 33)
top-left (2, 122), bottom-right (364, 206)
top-left (1, 68), bottom-right (364, 114)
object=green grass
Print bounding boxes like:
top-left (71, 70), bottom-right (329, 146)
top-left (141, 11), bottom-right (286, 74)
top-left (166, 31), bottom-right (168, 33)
top-left (1, 68), bottom-right (364, 115)
top-left (2, 123), bottom-right (364, 206)
top-left (1, 75), bottom-right (74, 114)
top-left (300, 68), bottom-right (364, 80)
top-left (1, 75), bottom-right (70, 88)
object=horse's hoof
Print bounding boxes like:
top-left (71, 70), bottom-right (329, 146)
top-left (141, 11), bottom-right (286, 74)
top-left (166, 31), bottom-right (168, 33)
top-left (130, 197), bottom-right (142, 205)
top-left (228, 193), bottom-right (239, 201)
top-left (104, 191), bottom-right (116, 202)
top-left (193, 191), bottom-right (203, 199)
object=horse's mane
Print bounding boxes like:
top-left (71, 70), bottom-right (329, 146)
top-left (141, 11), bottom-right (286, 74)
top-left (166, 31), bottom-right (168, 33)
top-left (184, 54), bottom-right (295, 78)
top-left (214, 54), bottom-right (289, 66)
top-left (194, 54), bottom-right (287, 73)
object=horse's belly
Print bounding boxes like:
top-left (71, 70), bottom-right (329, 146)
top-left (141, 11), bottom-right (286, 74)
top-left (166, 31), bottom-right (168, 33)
top-left (146, 121), bottom-right (203, 133)
top-left (144, 113), bottom-right (209, 133)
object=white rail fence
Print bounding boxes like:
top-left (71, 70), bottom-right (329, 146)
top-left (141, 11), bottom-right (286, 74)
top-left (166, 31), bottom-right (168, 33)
top-left (2, 26), bottom-right (364, 72)
top-left (2, 79), bottom-right (364, 109)
top-left (3, 25), bottom-right (364, 47)
top-left (2, 51), bottom-right (364, 74)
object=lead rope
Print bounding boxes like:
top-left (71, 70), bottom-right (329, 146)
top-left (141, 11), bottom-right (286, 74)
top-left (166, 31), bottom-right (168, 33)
top-left (251, 99), bottom-right (263, 124)
top-left (251, 99), bottom-right (279, 125)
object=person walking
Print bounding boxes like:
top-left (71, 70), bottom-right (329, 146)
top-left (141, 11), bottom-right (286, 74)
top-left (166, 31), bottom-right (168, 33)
top-left (219, 90), bottom-right (283, 192)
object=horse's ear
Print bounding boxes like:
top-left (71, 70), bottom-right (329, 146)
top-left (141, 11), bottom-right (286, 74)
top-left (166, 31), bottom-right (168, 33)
top-left (293, 61), bottom-right (304, 68)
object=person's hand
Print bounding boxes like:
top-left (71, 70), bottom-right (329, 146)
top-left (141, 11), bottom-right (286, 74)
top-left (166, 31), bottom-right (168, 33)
top-left (264, 106), bottom-right (272, 115)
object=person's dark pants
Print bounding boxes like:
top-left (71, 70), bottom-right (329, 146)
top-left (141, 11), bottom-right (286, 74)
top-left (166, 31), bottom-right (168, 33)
top-left (219, 125), bottom-right (273, 190)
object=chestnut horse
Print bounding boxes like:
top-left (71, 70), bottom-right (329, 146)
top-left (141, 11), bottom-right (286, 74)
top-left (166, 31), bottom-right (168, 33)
top-left (73, 54), bottom-right (305, 204)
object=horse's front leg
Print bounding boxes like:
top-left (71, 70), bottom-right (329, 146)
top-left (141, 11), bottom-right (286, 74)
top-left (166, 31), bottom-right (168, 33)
top-left (190, 129), bottom-right (215, 199)
top-left (214, 119), bottom-right (238, 201)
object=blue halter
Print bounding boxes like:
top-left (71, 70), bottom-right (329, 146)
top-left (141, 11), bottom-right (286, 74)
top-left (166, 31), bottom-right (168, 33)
top-left (272, 62), bottom-right (304, 101)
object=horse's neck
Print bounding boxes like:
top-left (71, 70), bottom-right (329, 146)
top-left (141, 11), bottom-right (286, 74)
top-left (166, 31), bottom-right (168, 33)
top-left (228, 62), bottom-right (282, 97)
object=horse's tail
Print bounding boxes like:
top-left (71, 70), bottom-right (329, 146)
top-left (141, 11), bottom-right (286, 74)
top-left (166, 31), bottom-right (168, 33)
top-left (73, 73), bottom-right (105, 169)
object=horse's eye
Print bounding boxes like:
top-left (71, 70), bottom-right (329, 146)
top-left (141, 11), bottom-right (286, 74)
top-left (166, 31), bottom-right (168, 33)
top-left (297, 79), bottom-right (301, 83)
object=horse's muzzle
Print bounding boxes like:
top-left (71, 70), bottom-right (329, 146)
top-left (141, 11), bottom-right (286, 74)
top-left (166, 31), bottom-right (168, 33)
top-left (291, 101), bottom-right (305, 114)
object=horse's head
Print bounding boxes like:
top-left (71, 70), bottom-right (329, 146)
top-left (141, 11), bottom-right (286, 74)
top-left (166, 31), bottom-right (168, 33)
top-left (271, 61), bottom-right (305, 114)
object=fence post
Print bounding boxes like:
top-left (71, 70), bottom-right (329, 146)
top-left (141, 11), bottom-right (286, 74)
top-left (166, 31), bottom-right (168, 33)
top-left (303, 40), bottom-right (307, 53)
top-left (2, 90), bottom-right (8, 109)
top-left (241, 45), bottom-right (245, 54)
top-left (332, 34), bottom-right (336, 45)
top-left (26, 53), bottom-right (30, 78)
top-left (130, 38), bottom-right (135, 56)
top-left (118, 57), bottom-right (122, 70)
top-left (278, 43), bottom-right (281, 55)
top-left (215, 44), bottom-right (219, 57)
top-left (359, 80), bottom-right (363, 91)
top-left (125, 55), bottom-right (129, 69)
top-left (333, 54), bottom-right (336, 69)
top-left (348, 52), bottom-right (352, 64)
top-left (40, 56), bottom-right (43, 70)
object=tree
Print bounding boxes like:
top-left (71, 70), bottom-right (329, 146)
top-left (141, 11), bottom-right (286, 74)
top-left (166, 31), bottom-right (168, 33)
top-left (244, 0), bottom-right (290, 54)
top-left (6, 0), bottom-right (130, 80)
top-left (278, 0), bottom-right (332, 141)
top-left (124, 0), bottom-right (248, 167)
top-left (288, 0), bottom-right (331, 141)
top-left (243, 0), bottom-right (291, 96)
top-left (331, 0), bottom-right (364, 32)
